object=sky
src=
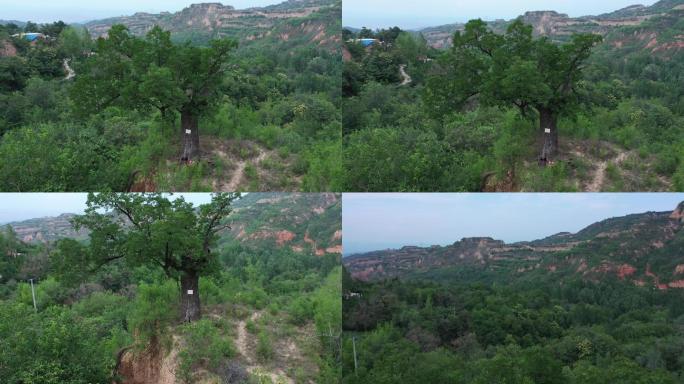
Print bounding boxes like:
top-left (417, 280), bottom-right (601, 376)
top-left (343, 193), bottom-right (684, 256)
top-left (0, 193), bottom-right (218, 224)
top-left (0, 0), bottom-right (281, 24)
top-left (343, 0), bottom-right (660, 30)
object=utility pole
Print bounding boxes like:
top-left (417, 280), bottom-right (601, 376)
top-left (328, 321), bottom-right (334, 352)
top-left (29, 278), bottom-right (37, 312)
top-left (352, 336), bottom-right (358, 376)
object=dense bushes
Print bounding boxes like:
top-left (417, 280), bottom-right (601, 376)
top-left (342, 274), bottom-right (684, 383)
top-left (178, 319), bottom-right (235, 382)
top-left (127, 281), bottom-right (179, 343)
top-left (0, 303), bottom-right (118, 384)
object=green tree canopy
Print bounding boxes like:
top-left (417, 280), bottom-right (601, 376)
top-left (71, 25), bottom-right (237, 162)
top-left (53, 192), bottom-right (239, 322)
top-left (426, 19), bottom-right (602, 164)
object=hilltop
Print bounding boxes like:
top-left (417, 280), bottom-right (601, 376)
top-left (414, 0), bottom-right (684, 50)
top-left (7, 213), bottom-right (87, 243)
top-left (83, 0), bottom-right (341, 49)
top-left (344, 201), bottom-right (684, 289)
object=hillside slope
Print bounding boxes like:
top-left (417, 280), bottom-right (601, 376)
top-left (0, 194), bottom-right (341, 384)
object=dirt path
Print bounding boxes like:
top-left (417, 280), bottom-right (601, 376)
top-left (63, 58), bottom-right (75, 80)
top-left (399, 64), bottom-right (411, 86)
top-left (203, 138), bottom-right (270, 192)
top-left (223, 148), bottom-right (268, 191)
top-left (235, 312), bottom-right (294, 384)
top-left (585, 148), bottom-right (629, 192)
top-left (235, 312), bottom-right (258, 365)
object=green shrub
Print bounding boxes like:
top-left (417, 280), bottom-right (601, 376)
top-left (256, 330), bottom-right (274, 362)
top-left (246, 319), bottom-right (258, 334)
top-left (127, 281), bottom-right (178, 343)
top-left (523, 163), bottom-right (576, 192)
top-left (178, 319), bottom-right (234, 383)
top-left (288, 296), bottom-right (313, 325)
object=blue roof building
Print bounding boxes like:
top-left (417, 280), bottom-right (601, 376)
top-left (359, 38), bottom-right (378, 47)
top-left (11, 33), bottom-right (46, 42)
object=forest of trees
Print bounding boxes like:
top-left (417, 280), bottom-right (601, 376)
top-left (342, 268), bottom-right (684, 383)
top-left (0, 195), bottom-right (341, 383)
top-left (0, 14), bottom-right (341, 192)
top-left (342, 17), bottom-right (684, 191)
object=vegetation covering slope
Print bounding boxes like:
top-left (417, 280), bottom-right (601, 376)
top-left (0, 193), bottom-right (341, 383)
top-left (342, 0), bottom-right (684, 192)
top-left (344, 202), bottom-right (684, 286)
top-left (342, 202), bottom-right (684, 383)
top-left (0, 0), bottom-right (341, 192)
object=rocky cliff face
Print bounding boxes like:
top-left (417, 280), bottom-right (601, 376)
top-left (344, 202), bottom-right (684, 290)
top-left (8, 213), bottom-right (88, 243)
top-left (343, 235), bottom-right (572, 281)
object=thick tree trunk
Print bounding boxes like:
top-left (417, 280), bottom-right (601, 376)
top-left (180, 109), bottom-right (200, 163)
top-left (538, 107), bottom-right (559, 166)
top-left (180, 271), bottom-right (201, 323)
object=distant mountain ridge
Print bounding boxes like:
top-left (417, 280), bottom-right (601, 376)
top-left (7, 213), bottom-right (87, 243)
top-left (344, 202), bottom-right (684, 290)
top-left (0, 20), bottom-right (27, 27)
top-left (82, 0), bottom-right (340, 48)
top-left (346, 0), bottom-right (683, 50)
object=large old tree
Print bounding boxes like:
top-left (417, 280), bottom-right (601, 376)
top-left (72, 25), bottom-right (237, 162)
top-left (54, 192), bottom-right (239, 322)
top-left (426, 19), bottom-right (602, 164)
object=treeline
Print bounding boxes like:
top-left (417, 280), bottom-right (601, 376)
top-left (342, 269), bottom-right (684, 383)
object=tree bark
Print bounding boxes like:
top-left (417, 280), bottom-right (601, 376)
top-left (180, 271), bottom-right (201, 323)
top-left (180, 109), bottom-right (200, 163)
top-left (538, 107), bottom-right (559, 166)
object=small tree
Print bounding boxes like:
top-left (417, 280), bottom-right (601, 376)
top-left (71, 25), bottom-right (237, 162)
top-left (54, 193), bottom-right (239, 322)
top-left (426, 19), bottom-right (602, 164)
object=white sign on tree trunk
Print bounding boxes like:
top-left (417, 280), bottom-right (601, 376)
top-left (185, 129), bottom-right (192, 134)
top-left (187, 290), bottom-right (194, 295)
top-left (544, 128), bottom-right (551, 134)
